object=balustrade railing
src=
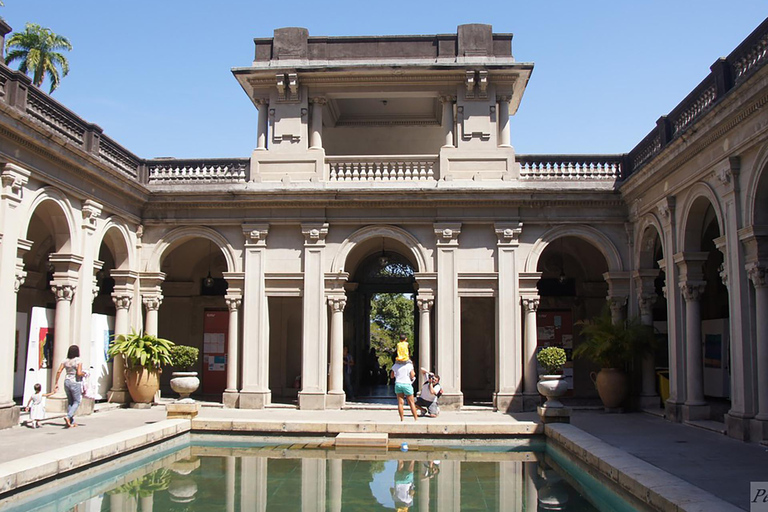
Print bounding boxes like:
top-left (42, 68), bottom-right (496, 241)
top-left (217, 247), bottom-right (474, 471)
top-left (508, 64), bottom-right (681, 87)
top-left (99, 135), bottom-right (140, 178)
top-left (328, 156), bottom-right (437, 181)
top-left (147, 158), bottom-right (249, 182)
top-left (517, 155), bottom-right (623, 180)
top-left (26, 86), bottom-right (86, 146)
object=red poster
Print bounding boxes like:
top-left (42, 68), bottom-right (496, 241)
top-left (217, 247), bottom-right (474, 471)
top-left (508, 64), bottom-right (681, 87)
top-left (202, 310), bottom-right (228, 395)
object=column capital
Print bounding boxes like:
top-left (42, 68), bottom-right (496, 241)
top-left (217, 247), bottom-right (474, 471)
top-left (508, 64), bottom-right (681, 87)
top-left (51, 283), bottom-right (76, 302)
top-left (439, 94), bottom-right (456, 104)
top-left (81, 199), bottom-right (102, 231)
top-left (327, 295), bottom-right (347, 312)
top-left (521, 296), bottom-right (539, 312)
top-left (497, 94), bottom-right (512, 103)
top-left (243, 224), bottom-right (269, 247)
top-left (310, 96), bottom-right (327, 106)
top-left (494, 222), bottom-right (522, 246)
top-left (142, 295), bottom-right (163, 311)
top-left (112, 294), bottom-right (132, 310)
top-left (302, 223), bottom-right (328, 245)
top-left (637, 293), bottom-right (657, 317)
top-left (254, 97), bottom-right (269, 107)
top-left (225, 296), bottom-right (242, 311)
top-left (434, 223), bottom-right (461, 246)
top-left (747, 263), bottom-right (767, 288)
top-left (607, 295), bottom-right (628, 313)
top-left (416, 296), bottom-right (434, 312)
top-left (14, 271), bottom-right (26, 292)
top-left (679, 281), bottom-right (706, 302)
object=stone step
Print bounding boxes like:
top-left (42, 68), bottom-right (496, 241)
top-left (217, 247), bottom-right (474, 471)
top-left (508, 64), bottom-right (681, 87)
top-left (335, 432), bottom-right (388, 448)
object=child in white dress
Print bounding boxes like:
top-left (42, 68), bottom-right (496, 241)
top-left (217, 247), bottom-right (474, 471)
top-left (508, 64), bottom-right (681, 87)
top-left (26, 383), bottom-right (54, 429)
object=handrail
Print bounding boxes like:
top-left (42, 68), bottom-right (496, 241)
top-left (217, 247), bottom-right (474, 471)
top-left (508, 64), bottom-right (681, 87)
top-left (517, 155), bottom-right (623, 180)
top-left (327, 155), bottom-right (437, 181)
top-left (147, 158), bottom-right (249, 182)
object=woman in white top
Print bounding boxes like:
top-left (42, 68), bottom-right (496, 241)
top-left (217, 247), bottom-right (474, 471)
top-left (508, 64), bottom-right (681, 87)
top-left (54, 345), bottom-right (84, 428)
top-left (390, 338), bottom-right (419, 422)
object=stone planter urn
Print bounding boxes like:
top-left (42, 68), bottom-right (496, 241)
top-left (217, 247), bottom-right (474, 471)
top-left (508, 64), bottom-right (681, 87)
top-left (170, 372), bottom-right (200, 402)
top-left (536, 375), bottom-right (569, 409)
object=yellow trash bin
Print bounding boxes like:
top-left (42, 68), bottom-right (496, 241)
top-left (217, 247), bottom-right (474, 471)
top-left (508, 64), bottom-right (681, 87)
top-left (657, 370), bottom-right (669, 404)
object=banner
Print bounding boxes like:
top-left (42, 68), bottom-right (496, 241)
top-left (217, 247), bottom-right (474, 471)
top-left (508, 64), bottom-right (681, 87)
top-left (22, 307), bottom-right (55, 406)
top-left (89, 314), bottom-right (115, 399)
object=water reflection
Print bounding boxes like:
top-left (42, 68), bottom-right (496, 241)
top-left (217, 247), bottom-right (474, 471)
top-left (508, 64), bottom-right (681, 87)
top-left (12, 445), bottom-right (606, 511)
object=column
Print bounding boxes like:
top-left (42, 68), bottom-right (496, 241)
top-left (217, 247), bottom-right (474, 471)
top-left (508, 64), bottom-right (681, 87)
top-left (301, 458), bottom-right (326, 512)
top-left (76, 200), bottom-right (102, 372)
top-left (225, 456), bottom-right (236, 512)
top-left (50, 253), bottom-right (82, 396)
top-left (748, 264), bottom-right (768, 428)
top-left (240, 225), bottom-right (270, 409)
top-left (109, 295), bottom-right (131, 403)
top-left (495, 223), bottom-right (523, 412)
top-left (497, 95), bottom-right (511, 147)
top-left (0, 164), bottom-right (30, 429)
top-left (498, 461), bottom-right (524, 512)
top-left (521, 296), bottom-right (539, 402)
top-left (142, 295), bottom-right (162, 336)
top-left (328, 458), bottom-right (342, 512)
top-left (675, 251), bottom-right (709, 421)
top-left (436, 459), bottom-right (460, 512)
top-left (299, 223), bottom-right (329, 410)
top-left (326, 293), bottom-right (347, 409)
top-left (240, 456), bottom-right (267, 512)
top-left (634, 269), bottom-right (660, 408)
top-left (440, 95), bottom-right (455, 147)
top-left (255, 99), bottom-right (269, 150)
top-left (416, 295), bottom-right (434, 389)
top-left (222, 272), bottom-right (243, 408)
top-left (434, 223), bottom-right (462, 409)
top-left (309, 97), bottom-right (326, 150)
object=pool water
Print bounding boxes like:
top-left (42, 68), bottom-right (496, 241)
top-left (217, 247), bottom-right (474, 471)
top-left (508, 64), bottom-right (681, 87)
top-left (0, 437), bottom-right (651, 511)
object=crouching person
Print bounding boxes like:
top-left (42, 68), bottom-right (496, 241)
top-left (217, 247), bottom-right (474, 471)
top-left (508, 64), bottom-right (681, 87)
top-left (416, 368), bottom-right (442, 417)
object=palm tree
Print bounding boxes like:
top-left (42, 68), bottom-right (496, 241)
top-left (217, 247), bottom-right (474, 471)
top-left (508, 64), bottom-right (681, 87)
top-left (5, 23), bottom-right (72, 93)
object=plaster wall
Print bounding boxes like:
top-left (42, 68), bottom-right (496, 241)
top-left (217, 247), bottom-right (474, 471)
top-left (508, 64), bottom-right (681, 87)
top-left (324, 125), bottom-right (444, 156)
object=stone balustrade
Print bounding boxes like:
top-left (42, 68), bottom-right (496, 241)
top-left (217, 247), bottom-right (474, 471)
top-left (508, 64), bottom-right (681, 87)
top-left (99, 135), bottom-right (140, 178)
top-left (517, 155), bottom-right (623, 180)
top-left (147, 158), bottom-right (249, 182)
top-left (26, 86), bottom-right (86, 146)
top-left (327, 156), bottom-right (437, 181)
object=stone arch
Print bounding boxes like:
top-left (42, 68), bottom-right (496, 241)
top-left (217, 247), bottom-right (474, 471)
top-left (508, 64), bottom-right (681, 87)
top-left (146, 226), bottom-right (239, 273)
top-left (331, 225), bottom-right (432, 274)
top-left (20, 187), bottom-right (79, 253)
top-left (94, 218), bottom-right (134, 270)
top-left (745, 144), bottom-right (768, 227)
top-left (678, 183), bottom-right (724, 251)
top-left (524, 224), bottom-right (623, 273)
top-left (636, 213), bottom-right (666, 269)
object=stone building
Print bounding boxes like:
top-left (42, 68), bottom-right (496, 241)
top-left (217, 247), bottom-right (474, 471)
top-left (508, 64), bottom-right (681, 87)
top-left (0, 21), bottom-right (766, 441)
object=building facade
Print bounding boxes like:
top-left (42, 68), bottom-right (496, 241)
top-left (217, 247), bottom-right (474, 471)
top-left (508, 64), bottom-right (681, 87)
top-left (0, 22), bottom-right (766, 441)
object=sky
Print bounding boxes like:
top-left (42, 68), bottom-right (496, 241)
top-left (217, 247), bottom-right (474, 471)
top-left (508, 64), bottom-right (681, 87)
top-left (2, 1), bottom-right (766, 159)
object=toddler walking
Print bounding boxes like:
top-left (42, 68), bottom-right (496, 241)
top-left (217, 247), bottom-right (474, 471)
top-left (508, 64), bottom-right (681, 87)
top-left (26, 383), bottom-right (54, 429)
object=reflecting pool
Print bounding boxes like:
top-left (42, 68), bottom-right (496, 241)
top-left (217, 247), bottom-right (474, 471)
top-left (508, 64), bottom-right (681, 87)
top-left (1, 437), bottom-right (651, 511)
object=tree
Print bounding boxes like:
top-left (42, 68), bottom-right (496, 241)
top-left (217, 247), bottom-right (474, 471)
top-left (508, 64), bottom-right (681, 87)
top-left (5, 23), bottom-right (72, 93)
top-left (369, 293), bottom-right (415, 369)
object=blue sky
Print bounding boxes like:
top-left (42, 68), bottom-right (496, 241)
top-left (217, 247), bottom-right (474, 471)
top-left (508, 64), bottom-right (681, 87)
top-left (3, 1), bottom-right (766, 159)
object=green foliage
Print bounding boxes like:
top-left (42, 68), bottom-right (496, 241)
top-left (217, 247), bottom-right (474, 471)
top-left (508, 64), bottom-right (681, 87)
top-left (369, 293), bottom-right (414, 370)
top-left (170, 345), bottom-right (199, 371)
top-left (108, 329), bottom-right (175, 371)
top-left (5, 22), bottom-right (72, 93)
top-left (108, 469), bottom-right (171, 498)
top-left (536, 346), bottom-right (566, 375)
top-left (573, 307), bottom-right (657, 369)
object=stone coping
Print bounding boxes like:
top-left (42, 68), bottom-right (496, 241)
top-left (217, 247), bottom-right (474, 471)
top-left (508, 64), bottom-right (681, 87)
top-left (0, 419), bottom-right (190, 496)
top-left (546, 423), bottom-right (742, 512)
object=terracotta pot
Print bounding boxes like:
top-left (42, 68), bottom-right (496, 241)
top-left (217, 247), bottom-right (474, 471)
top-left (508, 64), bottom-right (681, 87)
top-left (170, 372), bottom-right (200, 400)
top-left (592, 368), bottom-right (628, 409)
top-left (125, 367), bottom-right (161, 403)
top-left (537, 375), bottom-right (569, 408)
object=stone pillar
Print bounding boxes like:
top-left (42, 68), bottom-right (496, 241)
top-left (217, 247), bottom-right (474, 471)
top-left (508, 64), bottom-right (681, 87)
top-left (299, 223), bottom-right (329, 410)
top-left (418, 459), bottom-right (431, 511)
top-left (434, 223), bottom-right (462, 409)
top-left (240, 225), bottom-right (270, 409)
top-left (675, 252), bottom-right (710, 421)
top-left (523, 461), bottom-right (539, 512)
top-left (222, 272), bottom-right (243, 408)
top-left (328, 458), bottom-right (342, 512)
top-left (436, 459), bottom-right (460, 512)
top-left (440, 95), bottom-right (455, 147)
top-left (0, 164), bottom-right (30, 429)
top-left (326, 294), bottom-right (347, 409)
top-left (499, 461), bottom-right (524, 511)
top-left (226, 456), bottom-right (236, 512)
top-left (302, 458), bottom-right (326, 512)
top-left (241, 456), bottom-right (267, 512)
top-left (255, 99), bottom-right (269, 150)
top-left (49, 253), bottom-right (82, 396)
top-left (634, 269), bottom-right (660, 408)
top-left (497, 95), bottom-right (511, 147)
top-left (142, 295), bottom-right (162, 336)
top-left (495, 223), bottom-right (523, 412)
top-left (521, 295), bottom-right (540, 408)
top-left (108, 280), bottom-right (133, 403)
top-left (77, 200), bottom-right (102, 370)
top-left (416, 295), bottom-right (434, 389)
top-left (748, 264), bottom-right (768, 439)
top-left (309, 97), bottom-right (326, 150)
top-left (139, 496), bottom-right (153, 512)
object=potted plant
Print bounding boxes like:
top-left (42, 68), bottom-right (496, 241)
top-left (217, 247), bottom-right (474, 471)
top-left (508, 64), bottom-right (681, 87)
top-left (574, 307), bottom-right (656, 409)
top-left (169, 345), bottom-right (200, 402)
top-left (536, 346), bottom-right (568, 408)
top-left (108, 329), bottom-right (174, 403)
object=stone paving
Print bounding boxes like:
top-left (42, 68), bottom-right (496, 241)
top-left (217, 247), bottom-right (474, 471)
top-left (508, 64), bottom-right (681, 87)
top-left (0, 405), bottom-right (766, 510)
